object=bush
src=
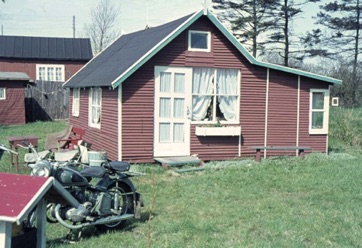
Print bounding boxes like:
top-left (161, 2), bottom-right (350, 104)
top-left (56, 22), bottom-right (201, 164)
top-left (329, 107), bottom-right (362, 148)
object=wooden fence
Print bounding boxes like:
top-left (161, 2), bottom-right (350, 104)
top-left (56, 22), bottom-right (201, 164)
top-left (25, 81), bottom-right (70, 122)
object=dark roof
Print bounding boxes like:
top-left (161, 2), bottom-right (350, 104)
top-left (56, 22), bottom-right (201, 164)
top-left (64, 13), bottom-right (194, 88)
top-left (64, 9), bottom-right (341, 88)
top-left (0, 36), bottom-right (93, 61)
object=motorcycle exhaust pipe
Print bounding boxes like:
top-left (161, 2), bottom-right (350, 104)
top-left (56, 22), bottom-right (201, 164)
top-left (54, 204), bottom-right (135, 229)
top-left (54, 204), bottom-right (83, 230)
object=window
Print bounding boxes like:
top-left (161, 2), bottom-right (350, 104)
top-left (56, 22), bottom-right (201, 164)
top-left (188, 30), bottom-right (211, 52)
top-left (89, 87), bottom-right (102, 128)
top-left (72, 88), bottom-right (80, 117)
top-left (309, 89), bottom-right (329, 134)
top-left (36, 64), bottom-right (65, 81)
top-left (192, 68), bottom-right (240, 124)
top-left (0, 88), bottom-right (5, 100)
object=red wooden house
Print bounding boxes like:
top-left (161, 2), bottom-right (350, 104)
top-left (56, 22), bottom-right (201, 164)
top-left (64, 9), bottom-right (342, 163)
top-left (0, 35), bottom-right (92, 125)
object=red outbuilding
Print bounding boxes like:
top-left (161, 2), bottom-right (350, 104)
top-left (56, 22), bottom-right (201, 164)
top-left (63, 8), bottom-right (342, 163)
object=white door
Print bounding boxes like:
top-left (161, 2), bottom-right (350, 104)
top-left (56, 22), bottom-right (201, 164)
top-left (154, 66), bottom-right (191, 157)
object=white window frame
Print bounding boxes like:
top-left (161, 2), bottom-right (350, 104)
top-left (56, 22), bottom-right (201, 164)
top-left (309, 89), bottom-right (330, 134)
top-left (89, 87), bottom-right (102, 129)
top-left (188, 30), bottom-right (211, 52)
top-left (0, 87), bottom-right (6, 100)
top-left (191, 68), bottom-right (240, 125)
top-left (72, 88), bottom-right (80, 117)
top-left (36, 64), bottom-right (65, 81)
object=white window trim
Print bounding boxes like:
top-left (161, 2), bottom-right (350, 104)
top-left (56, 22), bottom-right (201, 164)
top-left (72, 88), bottom-right (80, 117)
top-left (191, 68), bottom-right (240, 125)
top-left (188, 30), bottom-right (211, 52)
top-left (309, 89), bottom-right (330, 135)
top-left (89, 87), bottom-right (102, 129)
top-left (0, 88), bottom-right (6, 100)
top-left (36, 64), bottom-right (65, 81)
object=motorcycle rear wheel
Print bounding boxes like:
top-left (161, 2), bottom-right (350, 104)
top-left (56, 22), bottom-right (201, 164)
top-left (95, 184), bottom-right (133, 231)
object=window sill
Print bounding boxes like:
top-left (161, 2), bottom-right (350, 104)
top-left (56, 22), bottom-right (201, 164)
top-left (195, 126), bottom-right (241, 136)
top-left (309, 128), bottom-right (328, 135)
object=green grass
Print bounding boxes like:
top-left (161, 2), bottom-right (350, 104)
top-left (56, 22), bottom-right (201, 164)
top-left (43, 154), bottom-right (362, 247)
top-left (1, 113), bottom-right (362, 247)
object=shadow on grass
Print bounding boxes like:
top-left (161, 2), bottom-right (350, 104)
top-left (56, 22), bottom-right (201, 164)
top-left (46, 211), bottom-right (154, 246)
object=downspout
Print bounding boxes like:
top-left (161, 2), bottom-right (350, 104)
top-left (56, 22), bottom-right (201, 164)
top-left (264, 68), bottom-right (270, 159)
top-left (118, 86), bottom-right (122, 160)
top-left (296, 76), bottom-right (300, 156)
top-left (326, 85), bottom-right (331, 154)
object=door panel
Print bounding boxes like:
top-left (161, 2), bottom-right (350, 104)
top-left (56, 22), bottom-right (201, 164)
top-left (154, 66), bottom-right (191, 157)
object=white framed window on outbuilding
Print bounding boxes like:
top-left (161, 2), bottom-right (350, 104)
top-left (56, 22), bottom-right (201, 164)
top-left (89, 87), bottom-right (102, 129)
top-left (72, 88), bottom-right (80, 117)
top-left (0, 87), bottom-right (5, 100)
top-left (309, 89), bottom-right (330, 135)
top-left (36, 64), bottom-right (65, 81)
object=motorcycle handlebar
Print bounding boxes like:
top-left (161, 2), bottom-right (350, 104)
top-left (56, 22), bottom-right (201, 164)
top-left (0, 144), bottom-right (18, 155)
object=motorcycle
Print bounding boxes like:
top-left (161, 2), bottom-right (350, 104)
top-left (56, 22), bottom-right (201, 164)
top-left (12, 143), bottom-right (144, 234)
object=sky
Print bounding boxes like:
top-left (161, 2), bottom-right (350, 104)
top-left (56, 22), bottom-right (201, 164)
top-left (0, 0), bottom-right (205, 37)
top-left (0, 0), bottom-right (323, 39)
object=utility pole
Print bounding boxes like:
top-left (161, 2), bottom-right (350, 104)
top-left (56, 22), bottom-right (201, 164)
top-left (73, 16), bottom-right (75, 38)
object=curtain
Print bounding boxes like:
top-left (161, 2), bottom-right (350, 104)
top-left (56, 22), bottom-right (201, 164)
top-left (192, 68), bottom-right (214, 121)
top-left (217, 69), bottom-right (238, 121)
top-left (91, 88), bottom-right (101, 124)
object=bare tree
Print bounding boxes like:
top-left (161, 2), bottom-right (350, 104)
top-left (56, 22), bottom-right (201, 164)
top-left (84, 0), bottom-right (120, 55)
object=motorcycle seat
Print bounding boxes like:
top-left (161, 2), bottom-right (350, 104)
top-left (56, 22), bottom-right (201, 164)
top-left (80, 166), bottom-right (106, 178)
top-left (102, 161), bottom-right (130, 172)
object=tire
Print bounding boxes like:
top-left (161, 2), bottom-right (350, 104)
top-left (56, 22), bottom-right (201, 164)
top-left (95, 183), bottom-right (134, 231)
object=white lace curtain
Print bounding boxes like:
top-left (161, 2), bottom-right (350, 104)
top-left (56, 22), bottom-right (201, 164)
top-left (192, 68), bottom-right (214, 121)
top-left (192, 68), bottom-right (238, 121)
top-left (217, 69), bottom-right (238, 121)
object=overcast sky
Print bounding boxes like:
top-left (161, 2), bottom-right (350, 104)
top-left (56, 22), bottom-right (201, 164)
top-left (0, 0), bottom-right (204, 37)
top-left (0, 0), bottom-right (324, 47)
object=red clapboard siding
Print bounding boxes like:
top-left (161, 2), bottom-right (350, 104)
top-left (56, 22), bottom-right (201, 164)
top-left (70, 15), bottom-right (331, 163)
top-left (0, 82), bottom-right (26, 125)
top-left (0, 59), bottom-right (86, 81)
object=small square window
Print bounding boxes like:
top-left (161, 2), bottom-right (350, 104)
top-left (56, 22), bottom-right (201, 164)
top-left (188, 30), bottom-right (211, 52)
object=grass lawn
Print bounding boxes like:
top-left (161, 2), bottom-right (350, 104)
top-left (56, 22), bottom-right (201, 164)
top-left (1, 116), bottom-right (362, 247)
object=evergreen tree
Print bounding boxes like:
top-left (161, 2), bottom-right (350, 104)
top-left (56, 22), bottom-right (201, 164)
top-left (303, 0), bottom-right (361, 106)
top-left (267, 0), bottom-right (317, 67)
top-left (212, 0), bottom-right (278, 58)
top-left (213, 0), bottom-right (314, 66)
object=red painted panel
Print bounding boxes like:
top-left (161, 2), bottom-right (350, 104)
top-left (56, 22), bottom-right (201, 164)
top-left (0, 173), bottom-right (48, 219)
top-left (0, 81), bottom-right (26, 125)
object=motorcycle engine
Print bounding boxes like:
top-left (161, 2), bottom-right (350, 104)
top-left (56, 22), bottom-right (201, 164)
top-left (89, 192), bottom-right (112, 216)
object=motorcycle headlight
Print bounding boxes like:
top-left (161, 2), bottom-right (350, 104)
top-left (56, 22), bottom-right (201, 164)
top-left (32, 160), bottom-right (52, 177)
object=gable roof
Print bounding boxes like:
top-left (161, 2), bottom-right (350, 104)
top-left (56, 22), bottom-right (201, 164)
top-left (0, 35), bottom-right (93, 61)
top-left (64, 9), bottom-right (342, 88)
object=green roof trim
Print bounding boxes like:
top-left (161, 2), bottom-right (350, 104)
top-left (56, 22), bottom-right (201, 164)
top-left (111, 8), bottom-right (342, 88)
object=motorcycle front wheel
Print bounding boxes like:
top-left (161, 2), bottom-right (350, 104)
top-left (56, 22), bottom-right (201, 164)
top-left (95, 183), bottom-right (133, 231)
